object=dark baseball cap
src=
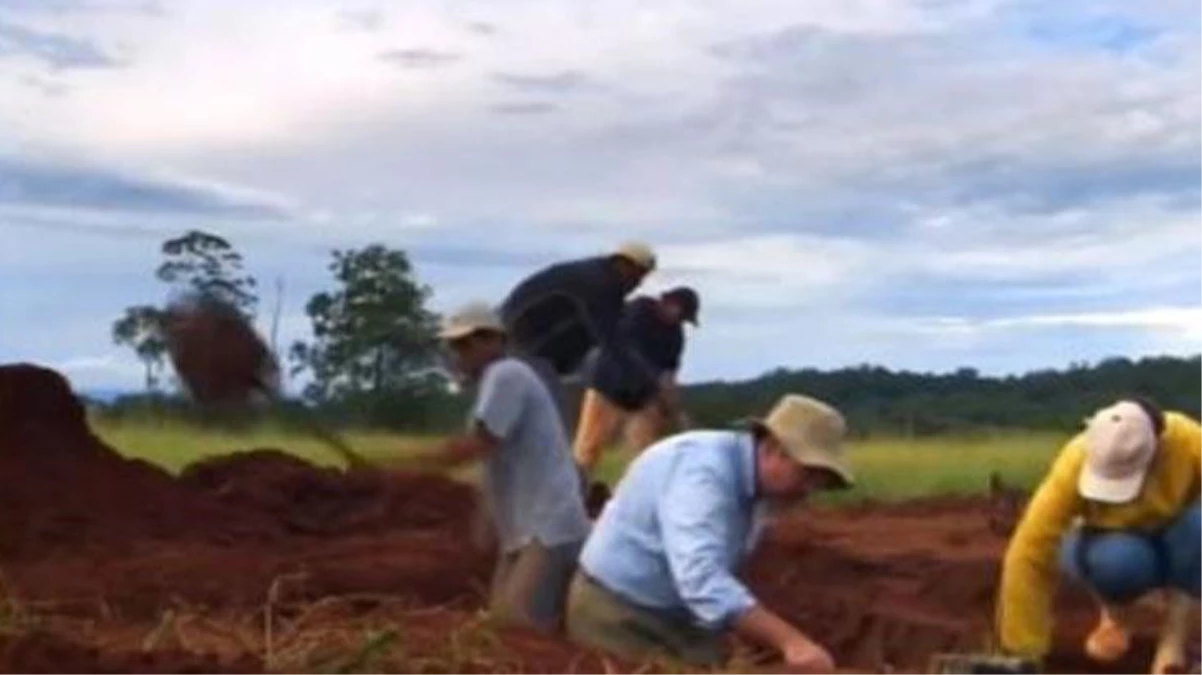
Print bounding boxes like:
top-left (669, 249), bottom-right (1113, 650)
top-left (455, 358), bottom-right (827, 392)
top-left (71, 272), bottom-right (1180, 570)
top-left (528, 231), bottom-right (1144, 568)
top-left (663, 286), bottom-right (700, 325)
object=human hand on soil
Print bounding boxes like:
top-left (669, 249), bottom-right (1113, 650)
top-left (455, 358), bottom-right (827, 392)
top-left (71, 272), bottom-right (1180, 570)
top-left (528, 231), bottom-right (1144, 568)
top-left (782, 638), bottom-right (835, 673)
top-left (409, 445), bottom-right (460, 472)
top-left (411, 437), bottom-right (485, 472)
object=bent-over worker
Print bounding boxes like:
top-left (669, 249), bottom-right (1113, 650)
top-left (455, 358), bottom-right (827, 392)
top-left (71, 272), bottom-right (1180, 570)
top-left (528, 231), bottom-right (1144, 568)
top-left (420, 302), bottom-right (591, 633)
top-left (574, 286), bottom-right (700, 480)
top-left (499, 241), bottom-right (657, 425)
top-left (566, 394), bottom-right (853, 671)
top-left (996, 398), bottom-right (1200, 674)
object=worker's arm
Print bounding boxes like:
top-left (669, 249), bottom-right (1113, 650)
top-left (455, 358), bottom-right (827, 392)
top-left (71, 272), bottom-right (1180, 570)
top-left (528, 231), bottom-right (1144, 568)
top-left (996, 440), bottom-right (1086, 660)
top-left (420, 423), bottom-right (499, 469)
top-left (735, 606), bottom-right (834, 673)
top-left (419, 360), bottom-right (526, 469)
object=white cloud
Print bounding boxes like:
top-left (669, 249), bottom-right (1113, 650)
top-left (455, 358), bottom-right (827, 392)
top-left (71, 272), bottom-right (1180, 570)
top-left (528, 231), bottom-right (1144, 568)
top-left (0, 0), bottom-right (1197, 386)
top-left (988, 306), bottom-right (1202, 336)
top-left (653, 233), bottom-right (878, 308)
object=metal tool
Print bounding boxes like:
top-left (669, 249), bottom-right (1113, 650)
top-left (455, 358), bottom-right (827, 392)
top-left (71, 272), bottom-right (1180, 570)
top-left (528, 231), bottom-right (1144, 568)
top-left (930, 653), bottom-right (1038, 674)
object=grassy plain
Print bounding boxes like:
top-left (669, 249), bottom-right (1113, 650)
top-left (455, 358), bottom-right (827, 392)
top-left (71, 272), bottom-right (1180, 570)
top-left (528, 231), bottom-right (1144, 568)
top-left (92, 416), bottom-right (1064, 499)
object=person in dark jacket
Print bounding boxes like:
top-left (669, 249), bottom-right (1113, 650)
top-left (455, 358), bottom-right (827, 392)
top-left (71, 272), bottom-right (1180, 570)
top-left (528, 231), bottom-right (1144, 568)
top-left (574, 287), bottom-right (700, 480)
top-left (499, 242), bottom-right (657, 422)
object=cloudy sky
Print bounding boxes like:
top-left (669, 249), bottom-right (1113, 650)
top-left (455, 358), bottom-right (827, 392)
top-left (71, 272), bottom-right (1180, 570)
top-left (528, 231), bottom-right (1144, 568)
top-left (1, 0), bottom-right (1199, 392)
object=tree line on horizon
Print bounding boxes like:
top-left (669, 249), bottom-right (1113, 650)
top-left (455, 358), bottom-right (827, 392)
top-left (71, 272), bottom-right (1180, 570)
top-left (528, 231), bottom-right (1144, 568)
top-left (682, 356), bottom-right (1201, 437)
top-left (101, 230), bottom-right (1201, 436)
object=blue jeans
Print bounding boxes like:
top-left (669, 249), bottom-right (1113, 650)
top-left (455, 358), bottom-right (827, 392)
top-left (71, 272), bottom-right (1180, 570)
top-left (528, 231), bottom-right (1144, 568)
top-left (1060, 501), bottom-right (1200, 603)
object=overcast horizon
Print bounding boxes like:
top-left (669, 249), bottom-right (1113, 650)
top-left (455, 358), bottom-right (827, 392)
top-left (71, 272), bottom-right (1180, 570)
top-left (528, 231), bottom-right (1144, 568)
top-left (1, 0), bottom-right (1199, 393)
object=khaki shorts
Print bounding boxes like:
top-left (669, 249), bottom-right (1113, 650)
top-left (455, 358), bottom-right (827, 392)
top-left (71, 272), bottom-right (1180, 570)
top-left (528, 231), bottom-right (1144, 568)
top-left (565, 571), bottom-right (726, 667)
top-left (490, 539), bottom-right (583, 633)
top-left (572, 388), bottom-right (667, 472)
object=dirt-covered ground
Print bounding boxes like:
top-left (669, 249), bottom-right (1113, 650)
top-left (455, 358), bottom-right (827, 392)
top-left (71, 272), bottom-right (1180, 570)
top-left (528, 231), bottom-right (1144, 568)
top-left (0, 363), bottom-right (1188, 673)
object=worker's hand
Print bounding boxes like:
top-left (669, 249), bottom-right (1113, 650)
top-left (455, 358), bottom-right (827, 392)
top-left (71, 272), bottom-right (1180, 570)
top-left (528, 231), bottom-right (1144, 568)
top-left (782, 637), bottom-right (835, 673)
top-left (408, 450), bottom-right (452, 472)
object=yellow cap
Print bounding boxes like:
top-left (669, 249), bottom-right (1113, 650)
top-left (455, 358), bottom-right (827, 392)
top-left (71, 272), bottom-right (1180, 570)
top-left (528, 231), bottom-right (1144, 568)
top-left (613, 241), bottom-right (657, 271)
top-left (439, 302), bottom-right (505, 340)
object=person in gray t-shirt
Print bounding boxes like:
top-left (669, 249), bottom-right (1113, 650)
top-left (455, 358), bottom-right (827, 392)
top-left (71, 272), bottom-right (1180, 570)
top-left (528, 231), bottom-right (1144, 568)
top-left (420, 301), bottom-right (591, 633)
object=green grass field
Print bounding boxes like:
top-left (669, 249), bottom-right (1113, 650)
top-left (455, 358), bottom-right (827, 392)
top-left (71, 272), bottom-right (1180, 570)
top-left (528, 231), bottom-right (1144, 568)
top-left (93, 416), bottom-right (1066, 501)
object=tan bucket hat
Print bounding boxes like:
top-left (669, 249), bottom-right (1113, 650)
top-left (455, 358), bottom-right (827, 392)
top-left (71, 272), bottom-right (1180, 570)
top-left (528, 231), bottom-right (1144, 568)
top-left (756, 394), bottom-right (853, 488)
top-left (613, 241), bottom-right (657, 271)
top-left (439, 302), bottom-right (505, 341)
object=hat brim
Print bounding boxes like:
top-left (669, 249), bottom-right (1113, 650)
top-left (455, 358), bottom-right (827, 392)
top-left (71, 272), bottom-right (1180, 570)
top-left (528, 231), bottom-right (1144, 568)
top-left (741, 418), bottom-right (855, 490)
top-left (439, 325), bottom-right (505, 341)
top-left (1078, 467), bottom-right (1146, 504)
top-left (613, 253), bottom-right (655, 271)
top-left (438, 326), bottom-right (476, 341)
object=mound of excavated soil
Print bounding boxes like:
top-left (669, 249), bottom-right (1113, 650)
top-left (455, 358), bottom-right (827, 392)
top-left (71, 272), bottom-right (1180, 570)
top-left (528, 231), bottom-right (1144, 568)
top-left (179, 449), bottom-right (476, 535)
top-left (0, 364), bottom-right (282, 559)
top-left (0, 364), bottom-right (476, 561)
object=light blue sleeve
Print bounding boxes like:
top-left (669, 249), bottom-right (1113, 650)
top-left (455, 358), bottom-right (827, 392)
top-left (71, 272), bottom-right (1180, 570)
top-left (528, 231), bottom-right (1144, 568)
top-left (473, 361), bottom-right (527, 441)
top-left (657, 459), bottom-right (758, 630)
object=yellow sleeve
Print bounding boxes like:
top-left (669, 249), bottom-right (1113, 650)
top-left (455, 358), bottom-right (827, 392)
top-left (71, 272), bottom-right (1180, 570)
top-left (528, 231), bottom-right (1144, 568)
top-left (996, 439), bottom-right (1085, 659)
top-left (1166, 412), bottom-right (1201, 462)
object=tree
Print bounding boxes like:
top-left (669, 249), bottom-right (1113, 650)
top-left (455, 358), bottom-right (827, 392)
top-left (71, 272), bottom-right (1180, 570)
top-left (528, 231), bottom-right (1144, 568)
top-left (111, 305), bottom-right (167, 392)
top-left (111, 229), bottom-right (259, 392)
top-left (157, 230), bottom-right (258, 317)
top-left (290, 245), bottom-right (444, 425)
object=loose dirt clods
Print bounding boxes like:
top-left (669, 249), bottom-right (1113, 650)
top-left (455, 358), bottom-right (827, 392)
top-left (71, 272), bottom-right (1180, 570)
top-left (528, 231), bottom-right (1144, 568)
top-left (0, 364), bottom-right (1184, 673)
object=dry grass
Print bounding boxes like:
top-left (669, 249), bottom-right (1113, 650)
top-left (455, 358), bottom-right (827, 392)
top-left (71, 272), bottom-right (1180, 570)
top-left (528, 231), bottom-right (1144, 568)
top-left (0, 573), bottom-right (736, 674)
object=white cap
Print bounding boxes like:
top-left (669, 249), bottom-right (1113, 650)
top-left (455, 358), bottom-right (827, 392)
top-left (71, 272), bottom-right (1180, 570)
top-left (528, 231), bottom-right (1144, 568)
top-left (1078, 400), bottom-right (1159, 504)
top-left (438, 302), bottom-right (505, 340)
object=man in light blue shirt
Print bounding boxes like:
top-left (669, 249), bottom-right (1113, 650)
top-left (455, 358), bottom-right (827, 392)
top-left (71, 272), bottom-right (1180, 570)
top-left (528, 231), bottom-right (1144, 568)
top-left (421, 302), bottom-right (591, 633)
top-left (567, 394), bottom-right (854, 670)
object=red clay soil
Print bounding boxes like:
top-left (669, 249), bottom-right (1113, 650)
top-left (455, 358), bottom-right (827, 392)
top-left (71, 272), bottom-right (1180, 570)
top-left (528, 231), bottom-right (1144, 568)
top-left (0, 364), bottom-right (283, 560)
top-left (0, 631), bottom-right (262, 674)
top-left (162, 294), bottom-right (277, 405)
top-left (179, 450), bottom-right (475, 535)
top-left (0, 363), bottom-right (1194, 674)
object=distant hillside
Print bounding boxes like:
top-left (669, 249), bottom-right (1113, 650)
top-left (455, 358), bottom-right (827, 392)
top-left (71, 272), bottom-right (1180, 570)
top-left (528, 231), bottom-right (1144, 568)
top-left (82, 355), bottom-right (1200, 436)
top-left (683, 355), bottom-right (1201, 437)
top-left (80, 388), bottom-right (131, 404)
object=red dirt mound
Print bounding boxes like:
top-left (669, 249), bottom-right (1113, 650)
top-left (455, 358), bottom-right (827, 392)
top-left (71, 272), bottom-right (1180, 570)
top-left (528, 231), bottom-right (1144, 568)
top-left (180, 449), bottom-right (478, 535)
top-left (0, 363), bottom-right (89, 441)
top-left (0, 631), bottom-right (262, 674)
top-left (0, 364), bottom-right (282, 560)
top-left (0, 365), bottom-right (478, 561)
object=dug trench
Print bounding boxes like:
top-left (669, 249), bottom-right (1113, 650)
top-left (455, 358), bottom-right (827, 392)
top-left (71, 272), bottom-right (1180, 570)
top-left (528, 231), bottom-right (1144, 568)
top-left (0, 363), bottom-right (1183, 673)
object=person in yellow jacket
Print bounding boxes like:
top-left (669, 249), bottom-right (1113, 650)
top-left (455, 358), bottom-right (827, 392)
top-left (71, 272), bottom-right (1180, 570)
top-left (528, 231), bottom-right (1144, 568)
top-left (997, 398), bottom-right (1200, 673)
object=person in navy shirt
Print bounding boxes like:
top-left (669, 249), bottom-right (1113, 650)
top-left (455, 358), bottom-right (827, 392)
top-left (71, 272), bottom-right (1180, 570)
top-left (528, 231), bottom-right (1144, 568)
top-left (574, 287), bottom-right (700, 480)
top-left (498, 242), bottom-right (657, 425)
